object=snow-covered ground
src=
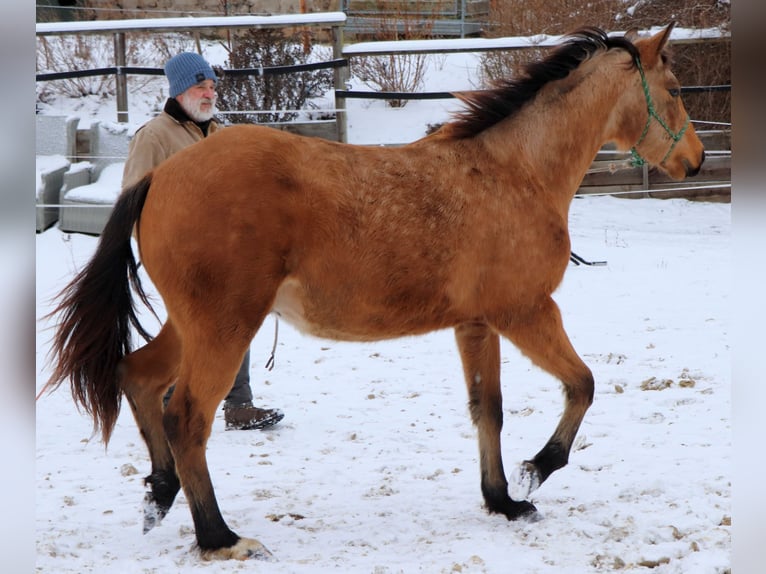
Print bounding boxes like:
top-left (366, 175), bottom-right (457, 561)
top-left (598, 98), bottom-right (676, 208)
top-left (35, 47), bottom-right (731, 573)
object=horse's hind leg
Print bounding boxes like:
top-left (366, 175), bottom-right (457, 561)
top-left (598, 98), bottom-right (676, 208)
top-left (455, 321), bottom-right (536, 520)
top-left (495, 296), bottom-right (594, 499)
top-left (164, 319), bottom-right (272, 561)
top-left (119, 320), bottom-right (182, 532)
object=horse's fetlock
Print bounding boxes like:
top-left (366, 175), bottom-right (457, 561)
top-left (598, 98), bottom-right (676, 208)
top-left (195, 526), bottom-right (241, 554)
top-left (144, 470), bottom-right (180, 503)
top-left (532, 442), bottom-right (569, 484)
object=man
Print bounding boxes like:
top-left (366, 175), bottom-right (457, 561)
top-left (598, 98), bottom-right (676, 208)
top-left (123, 52), bottom-right (284, 431)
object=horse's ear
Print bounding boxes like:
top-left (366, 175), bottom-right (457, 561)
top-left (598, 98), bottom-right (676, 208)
top-left (641, 21), bottom-right (675, 68)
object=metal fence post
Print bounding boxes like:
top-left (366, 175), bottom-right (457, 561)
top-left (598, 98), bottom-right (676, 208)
top-left (332, 24), bottom-right (347, 143)
top-left (461, 0), bottom-right (466, 38)
top-left (114, 32), bottom-right (128, 123)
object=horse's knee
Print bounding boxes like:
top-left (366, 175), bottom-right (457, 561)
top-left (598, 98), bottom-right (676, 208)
top-left (565, 366), bottom-right (594, 407)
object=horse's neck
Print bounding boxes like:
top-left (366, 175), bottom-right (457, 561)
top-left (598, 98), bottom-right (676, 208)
top-left (480, 59), bottom-right (631, 205)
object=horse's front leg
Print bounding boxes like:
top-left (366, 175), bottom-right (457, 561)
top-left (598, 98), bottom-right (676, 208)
top-left (494, 296), bottom-right (594, 499)
top-left (455, 321), bottom-right (537, 520)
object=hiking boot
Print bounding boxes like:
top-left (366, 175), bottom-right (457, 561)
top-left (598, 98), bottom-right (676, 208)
top-left (223, 402), bottom-right (284, 431)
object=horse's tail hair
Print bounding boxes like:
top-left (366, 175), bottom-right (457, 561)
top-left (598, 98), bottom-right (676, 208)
top-left (42, 174), bottom-right (155, 444)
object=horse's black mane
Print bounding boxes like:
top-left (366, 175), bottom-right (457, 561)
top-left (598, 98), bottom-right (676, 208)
top-left (448, 27), bottom-right (639, 138)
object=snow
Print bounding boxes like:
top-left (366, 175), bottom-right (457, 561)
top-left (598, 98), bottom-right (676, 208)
top-left (35, 41), bottom-right (731, 573)
top-left (342, 35), bottom-right (567, 56)
top-left (341, 27), bottom-right (727, 56)
top-left (62, 162), bottom-right (125, 203)
top-left (36, 12), bottom-right (348, 35)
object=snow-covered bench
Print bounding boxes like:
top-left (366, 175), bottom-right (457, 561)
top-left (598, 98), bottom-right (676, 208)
top-left (35, 115), bottom-right (79, 232)
top-left (59, 121), bottom-right (130, 235)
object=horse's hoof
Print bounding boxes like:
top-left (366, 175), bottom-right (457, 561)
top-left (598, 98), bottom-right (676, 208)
top-left (498, 498), bottom-right (538, 521)
top-left (141, 471), bottom-right (179, 533)
top-left (508, 461), bottom-right (541, 501)
top-left (516, 500), bottom-right (540, 521)
top-left (142, 494), bottom-right (170, 534)
top-left (200, 537), bottom-right (275, 561)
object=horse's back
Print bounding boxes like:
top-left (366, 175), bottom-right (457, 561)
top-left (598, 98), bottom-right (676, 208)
top-left (139, 124), bottom-right (458, 260)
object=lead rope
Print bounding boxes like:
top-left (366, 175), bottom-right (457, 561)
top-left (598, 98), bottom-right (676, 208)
top-left (264, 314), bottom-right (279, 371)
top-left (629, 58), bottom-right (690, 168)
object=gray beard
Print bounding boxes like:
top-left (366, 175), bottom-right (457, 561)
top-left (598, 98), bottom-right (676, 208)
top-left (180, 98), bottom-right (216, 123)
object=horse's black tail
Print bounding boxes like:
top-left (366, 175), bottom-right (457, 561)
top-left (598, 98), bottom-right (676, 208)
top-left (42, 174), bottom-right (155, 444)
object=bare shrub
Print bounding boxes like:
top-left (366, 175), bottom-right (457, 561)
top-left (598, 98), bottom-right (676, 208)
top-left (215, 28), bottom-right (334, 124)
top-left (478, 0), bottom-right (623, 87)
top-left (479, 0), bottom-right (731, 123)
top-left (36, 32), bottom-right (195, 110)
top-left (620, 0), bottom-right (731, 125)
top-left (670, 39), bottom-right (730, 126)
top-left (354, 54), bottom-right (429, 108)
top-left (136, 33), bottom-right (197, 68)
top-left (36, 35), bottom-right (117, 102)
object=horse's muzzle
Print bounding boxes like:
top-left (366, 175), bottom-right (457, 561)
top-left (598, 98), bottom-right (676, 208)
top-left (684, 149), bottom-right (705, 178)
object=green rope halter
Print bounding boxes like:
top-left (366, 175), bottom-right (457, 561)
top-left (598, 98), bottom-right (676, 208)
top-left (629, 58), bottom-right (691, 168)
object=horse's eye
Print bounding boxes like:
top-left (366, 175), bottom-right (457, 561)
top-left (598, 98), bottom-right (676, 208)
top-left (668, 88), bottom-right (681, 98)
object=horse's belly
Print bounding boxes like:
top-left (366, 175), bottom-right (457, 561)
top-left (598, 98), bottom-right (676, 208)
top-left (270, 277), bottom-right (362, 340)
top-left (270, 277), bottom-right (446, 342)
top-left (271, 278), bottom-right (318, 335)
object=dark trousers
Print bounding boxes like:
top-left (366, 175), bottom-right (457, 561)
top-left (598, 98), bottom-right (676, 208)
top-left (226, 348), bottom-right (253, 405)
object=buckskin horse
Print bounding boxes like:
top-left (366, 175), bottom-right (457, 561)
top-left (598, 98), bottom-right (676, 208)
top-left (42, 24), bottom-right (704, 560)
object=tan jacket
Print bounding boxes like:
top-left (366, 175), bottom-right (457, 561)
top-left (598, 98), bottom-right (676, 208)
top-left (122, 102), bottom-right (220, 188)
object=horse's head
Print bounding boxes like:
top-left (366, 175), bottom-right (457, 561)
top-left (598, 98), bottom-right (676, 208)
top-left (618, 23), bottom-right (705, 180)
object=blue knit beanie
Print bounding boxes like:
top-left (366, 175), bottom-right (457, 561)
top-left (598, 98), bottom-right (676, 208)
top-left (164, 52), bottom-right (217, 98)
